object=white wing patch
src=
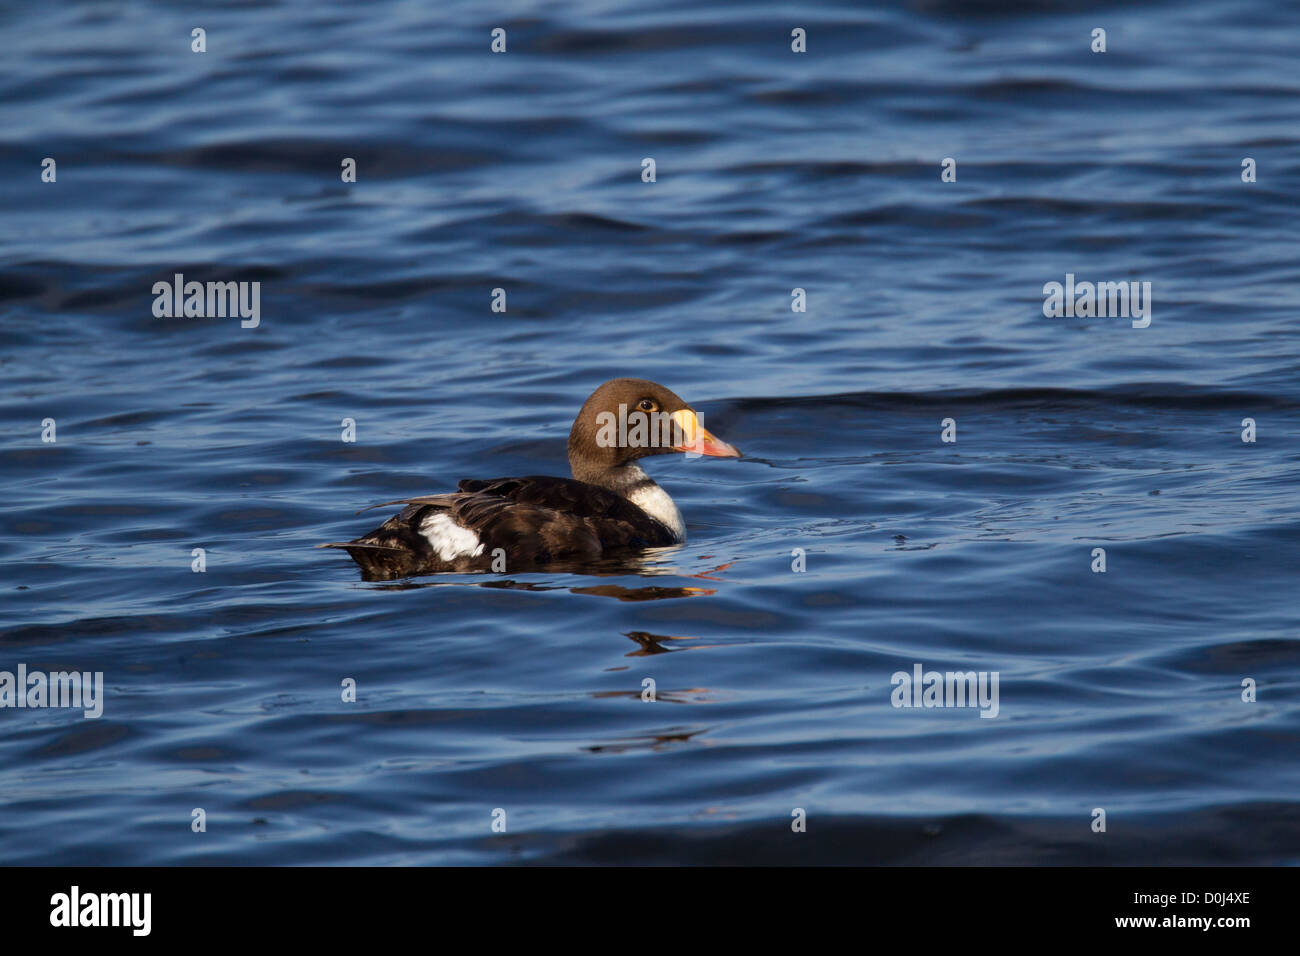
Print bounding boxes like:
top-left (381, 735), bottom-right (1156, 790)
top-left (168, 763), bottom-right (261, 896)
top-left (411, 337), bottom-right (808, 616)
top-left (419, 512), bottom-right (485, 561)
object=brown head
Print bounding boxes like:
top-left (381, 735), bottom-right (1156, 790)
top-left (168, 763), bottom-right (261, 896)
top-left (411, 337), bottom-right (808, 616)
top-left (566, 378), bottom-right (741, 488)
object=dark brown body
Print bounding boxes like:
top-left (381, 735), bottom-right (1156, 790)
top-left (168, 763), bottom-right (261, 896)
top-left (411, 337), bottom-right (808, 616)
top-left (326, 476), bottom-right (679, 581)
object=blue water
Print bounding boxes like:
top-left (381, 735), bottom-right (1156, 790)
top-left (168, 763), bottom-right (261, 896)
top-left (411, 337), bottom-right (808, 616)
top-left (1, 0), bottom-right (1298, 864)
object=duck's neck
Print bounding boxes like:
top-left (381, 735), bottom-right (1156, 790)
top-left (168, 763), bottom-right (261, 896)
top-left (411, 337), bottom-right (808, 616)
top-left (585, 463), bottom-right (685, 542)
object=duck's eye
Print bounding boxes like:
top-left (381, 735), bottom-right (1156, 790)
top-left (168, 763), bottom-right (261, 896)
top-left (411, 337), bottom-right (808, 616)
top-left (637, 398), bottom-right (656, 412)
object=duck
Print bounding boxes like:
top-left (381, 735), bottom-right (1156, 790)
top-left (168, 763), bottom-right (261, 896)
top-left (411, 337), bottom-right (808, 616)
top-left (322, 378), bottom-right (741, 579)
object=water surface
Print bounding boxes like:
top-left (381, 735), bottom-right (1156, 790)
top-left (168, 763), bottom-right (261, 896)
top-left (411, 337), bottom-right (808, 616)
top-left (1, 0), bottom-right (1298, 864)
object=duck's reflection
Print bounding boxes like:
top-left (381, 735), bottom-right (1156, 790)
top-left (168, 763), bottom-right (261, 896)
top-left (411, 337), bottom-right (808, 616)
top-left (583, 727), bottom-right (707, 754)
top-left (622, 630), bottom-right (690, 655)
top-left (570, 583), bottom-right (715, 601)
top-left (361, 550), bottom-right (732, 601)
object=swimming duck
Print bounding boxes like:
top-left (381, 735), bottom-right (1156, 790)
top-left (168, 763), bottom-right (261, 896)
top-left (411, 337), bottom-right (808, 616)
top-left (323, 378), bottom-right (741, 579)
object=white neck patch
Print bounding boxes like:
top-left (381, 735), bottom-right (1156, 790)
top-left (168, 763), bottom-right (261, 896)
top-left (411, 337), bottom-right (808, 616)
top-left (624, 467), bottom-right (685, 543)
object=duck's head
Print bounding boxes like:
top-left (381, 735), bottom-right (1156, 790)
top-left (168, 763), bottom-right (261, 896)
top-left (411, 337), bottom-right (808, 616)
top-left (567, 377), bottom-right (741, 487)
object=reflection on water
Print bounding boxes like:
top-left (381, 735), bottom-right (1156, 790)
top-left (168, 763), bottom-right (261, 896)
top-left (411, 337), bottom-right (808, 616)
top-left (625, 630), bottom-right (679, 655)
top-left (584, 728), bottom-right (709, 754)
top-left (373, 577), bottom-right (717, 601)
top-left (356, 549), bottom-right (731, 601)
top-left (570, 583), bottom-right (715, 602)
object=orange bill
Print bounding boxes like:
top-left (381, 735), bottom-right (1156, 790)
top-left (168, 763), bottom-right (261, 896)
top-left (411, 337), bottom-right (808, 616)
top-left (671, 409), bottom-right (741, 457)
